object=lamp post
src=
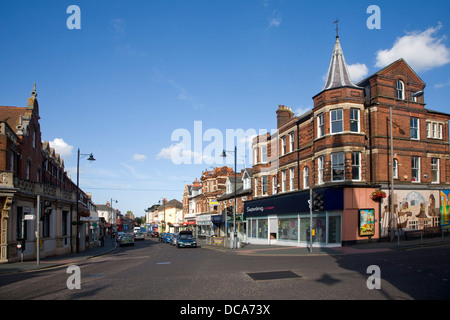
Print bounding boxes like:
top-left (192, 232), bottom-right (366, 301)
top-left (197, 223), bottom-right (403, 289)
top-left (158, 198), bottom-right (166, 233)
top-left (110, 198), bottom-right (118, 235)
top-left (221, 146), bottom-right (237, 249)
top-left (76, 149), bottom-right (95, 253)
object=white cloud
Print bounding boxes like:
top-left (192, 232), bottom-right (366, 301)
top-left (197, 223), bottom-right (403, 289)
top-left (48, 138), bottom-right (74, 158)
top-left (434, 80), bottom-right (450, 89)
top-left (347, 63), bottom-right (369, 82)
top-left (268, 10), bottom-right (282, 28)
top-left (133, 154), bottom-right (147, 161)
top-left (157, 142), bottom-right (215, 165)
top-left (375, 23), bottom-right (450, 72)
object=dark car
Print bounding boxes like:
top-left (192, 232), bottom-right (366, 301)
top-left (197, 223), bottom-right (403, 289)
top-left (177, 234), bottom-right (197, 248)
top-left (150, 231), bottom-right (159, 238)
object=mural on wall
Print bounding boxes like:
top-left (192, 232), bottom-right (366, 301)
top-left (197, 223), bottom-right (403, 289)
top-left (441, 190), bottom-right (450, 229)
top-left (380, 190), bottom-right (440, 236)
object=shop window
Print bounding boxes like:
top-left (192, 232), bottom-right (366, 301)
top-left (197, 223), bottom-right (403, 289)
top-left (328, 216), bottom-right (341, 244)
top-left (278, 218), bottom-right (298, 241)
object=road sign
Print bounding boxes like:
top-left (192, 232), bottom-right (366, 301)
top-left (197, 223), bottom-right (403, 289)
top-left (24, 214), bottom-right (35, 220)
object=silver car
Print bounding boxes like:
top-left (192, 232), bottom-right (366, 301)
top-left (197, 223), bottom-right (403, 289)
top-left (169, 233), bottom-right (179, 246)
top-left (134, 231), bottom-right (145, 241)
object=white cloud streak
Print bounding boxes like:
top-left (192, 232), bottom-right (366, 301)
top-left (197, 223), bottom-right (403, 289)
top-left (375, 23), bottom-right (450, 72)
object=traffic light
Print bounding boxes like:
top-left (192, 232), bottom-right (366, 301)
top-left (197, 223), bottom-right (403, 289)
top-left (16, 238), bottom-right (25, 252)
top-left (312, 192), bottom-right (324, 211)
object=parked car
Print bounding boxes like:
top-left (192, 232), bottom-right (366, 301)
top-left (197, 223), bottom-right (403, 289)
top-left (119, 234), bottom-right (135, 246)
top-left (159, 232), bottom-right (166, 242)
top-left (170, 233), bottom-right (179, 246)
top-left (116, 231), bottom-right (125, 242)
top-left (177, 234), bottom-right (197, 248)
top-left (134, 231), bottom-right (145, 241)
top-left (150, 231), bottom-right (159, 238)
top-left (162, 233), bottom-right (172, 243)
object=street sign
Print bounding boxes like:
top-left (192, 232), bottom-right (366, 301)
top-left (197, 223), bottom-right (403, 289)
top-left (24, 214), bottom-right (35, 220)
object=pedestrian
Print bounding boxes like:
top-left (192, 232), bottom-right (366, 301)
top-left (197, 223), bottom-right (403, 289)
top-left (100, 234), bottom-right (105, 247)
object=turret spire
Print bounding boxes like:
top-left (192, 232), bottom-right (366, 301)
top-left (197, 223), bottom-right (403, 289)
top-left (322, 34), bottom-right (360, 91)
top-left (31, 82), bottom-right (37, 97)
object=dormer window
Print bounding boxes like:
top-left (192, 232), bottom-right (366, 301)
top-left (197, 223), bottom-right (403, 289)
top-left (226, 179), bottom-right (232, 194)
top-left (396, 80), bottom-right (405, 100)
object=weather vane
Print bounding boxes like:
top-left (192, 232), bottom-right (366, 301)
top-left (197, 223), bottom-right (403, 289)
top-left (334, 19), bottom-right (339, 37)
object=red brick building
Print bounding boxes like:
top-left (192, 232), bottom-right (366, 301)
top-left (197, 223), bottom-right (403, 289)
top-left (0, 85), bottom-right (94, 263)
top-left (245, 35), bottom-right (450, 247)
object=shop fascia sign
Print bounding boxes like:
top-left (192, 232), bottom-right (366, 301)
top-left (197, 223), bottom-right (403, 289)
top-left (245, 206), bottom-right (275, 214)
top-left (80, 216), bottom-right (100, 222)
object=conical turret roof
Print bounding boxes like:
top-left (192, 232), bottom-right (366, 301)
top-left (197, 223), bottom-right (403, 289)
top-left (322, 36), bottom-right (361, 91)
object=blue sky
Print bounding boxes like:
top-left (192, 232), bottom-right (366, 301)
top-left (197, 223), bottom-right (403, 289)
top-left (1, 0), bottom-right (450, 217)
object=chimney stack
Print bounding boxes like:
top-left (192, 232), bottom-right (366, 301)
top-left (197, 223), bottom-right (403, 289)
top-left (276, 105), bottom-right (294, 128)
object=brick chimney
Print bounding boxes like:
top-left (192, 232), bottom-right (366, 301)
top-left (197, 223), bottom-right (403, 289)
top-left (276, 105), bottom-right (294, 128)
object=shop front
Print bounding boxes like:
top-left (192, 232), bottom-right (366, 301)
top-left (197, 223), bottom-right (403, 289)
top-left (244, 188), bottom-right (344, 247)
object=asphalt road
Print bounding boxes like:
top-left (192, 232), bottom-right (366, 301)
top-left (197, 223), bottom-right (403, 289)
top-left (0, 238), bottom-right (449, 303)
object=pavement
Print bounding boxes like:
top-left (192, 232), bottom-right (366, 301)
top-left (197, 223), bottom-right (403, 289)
top-left (0, 237), bottom-right (118, 275)
top-left (1, 234), bottom-right (449, 274)
top-left (200, 234), bottom-right (450, 256)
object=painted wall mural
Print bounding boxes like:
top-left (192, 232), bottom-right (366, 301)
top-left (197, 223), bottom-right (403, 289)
top-left (441, 190), bottom-right (450, 230)
top-left (380, 189), bottom-right (441, 237)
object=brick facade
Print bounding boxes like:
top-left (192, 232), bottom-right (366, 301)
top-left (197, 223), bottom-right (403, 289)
top-left (247, 37), bottom-right (450, 246)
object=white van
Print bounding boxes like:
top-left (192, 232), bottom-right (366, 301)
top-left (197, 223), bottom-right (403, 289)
top-left (134, 227), bottom-right (141, 234)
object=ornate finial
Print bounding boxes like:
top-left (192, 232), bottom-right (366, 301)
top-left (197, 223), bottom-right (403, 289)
top-left (31, 82), bottom-right (37, 97)
top-left (334, 19), bottom-right (339, 38)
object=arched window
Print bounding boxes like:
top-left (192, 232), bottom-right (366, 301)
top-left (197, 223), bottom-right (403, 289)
top-left (396, 80), bottom-right (405, 100)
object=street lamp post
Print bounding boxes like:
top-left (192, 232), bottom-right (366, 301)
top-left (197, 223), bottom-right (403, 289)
top-left (221, 146), bottom-right (237, 249)
top-left (76, 149), bottom-right (95, 253)
top-left (110, 198), bottom-right (118, 235)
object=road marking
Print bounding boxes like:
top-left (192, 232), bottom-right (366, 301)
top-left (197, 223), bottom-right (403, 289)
top-left (156, 262), bottom-right (171, 265)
